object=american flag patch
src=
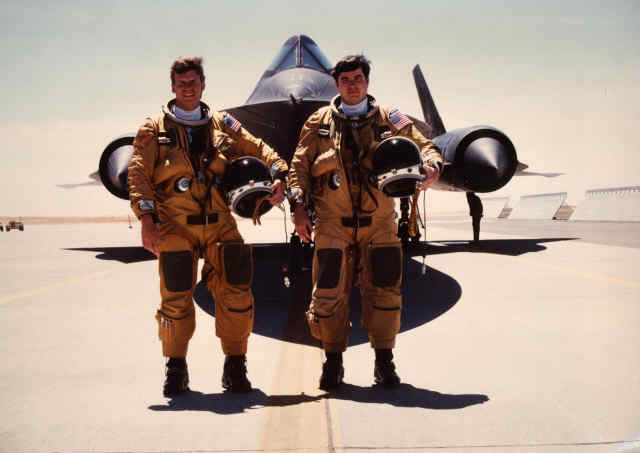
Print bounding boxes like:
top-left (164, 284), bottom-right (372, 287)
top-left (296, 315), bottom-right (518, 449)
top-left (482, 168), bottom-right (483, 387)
top-left (388, 108), bottom-right (412, 130)
top-left (222, 112), bottom-right (241, 132)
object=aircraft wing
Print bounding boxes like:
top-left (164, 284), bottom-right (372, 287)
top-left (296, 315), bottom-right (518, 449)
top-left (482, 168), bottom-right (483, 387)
top-left (58, 171), bottom-right (102, 188)
top-left (515, 162), bottom-right (563, 177)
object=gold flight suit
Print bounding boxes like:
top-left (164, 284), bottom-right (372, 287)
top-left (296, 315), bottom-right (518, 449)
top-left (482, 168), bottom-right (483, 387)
top-left (129, 100), bottom-right (287, 357)
top-left (288, 95), bottom-right (442, 353)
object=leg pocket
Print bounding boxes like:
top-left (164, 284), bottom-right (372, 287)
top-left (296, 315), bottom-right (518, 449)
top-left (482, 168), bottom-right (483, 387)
top-left (312, 235), bottom-right (350, 300)
top-left (316, 248), bottom-right (342, 289)
top-left (215, 289), bottom-right (254, 343)
top-left (206, 241), bottom-right (255, 345)
top-left (369, 243), bottom-right (402, 288)
top-left (362, 241), bottom-right (402, 341)
top-left (306, 310), bottom-right (322, 340)
top-left (160, 250), bottom-right (194, 292)
top-left (220, 242), bottom-right (253, 287)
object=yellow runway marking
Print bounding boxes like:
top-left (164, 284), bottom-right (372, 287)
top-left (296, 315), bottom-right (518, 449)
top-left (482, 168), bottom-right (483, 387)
top-left (514, 257), bottom-right (640, 289)
top-left (0, 270), bottom-right (114, 306)
top-left (327, 384), bottom-right (344, 452)
top-left (259, 344), bottom-right (341, 452)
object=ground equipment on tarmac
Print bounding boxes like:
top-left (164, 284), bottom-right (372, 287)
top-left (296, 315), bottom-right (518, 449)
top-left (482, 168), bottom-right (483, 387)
top-left (5, 220), bottom-right (24, 232)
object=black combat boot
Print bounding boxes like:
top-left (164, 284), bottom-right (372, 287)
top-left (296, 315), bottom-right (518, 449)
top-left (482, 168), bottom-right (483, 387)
top-left (319, 352), bottom-right (344, 390)
top-left (222, 355), bottom-right (252, 393)
top-left (374, 349), bottom-right (401, 388)
top-left (163, 357), bottom-right (189, 396)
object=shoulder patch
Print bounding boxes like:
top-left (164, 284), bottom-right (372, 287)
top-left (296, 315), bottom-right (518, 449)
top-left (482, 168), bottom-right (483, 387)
top-left (388, 108), bottom-right (413, 130)
top-left (222, 112), bottom-right (241, 132)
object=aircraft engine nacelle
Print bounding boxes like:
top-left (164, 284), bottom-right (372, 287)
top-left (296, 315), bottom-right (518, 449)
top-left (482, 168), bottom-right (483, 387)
top-left (98, 134), bottom-right (135, 200)
top-left (432, 125), bottom-right (517, 193)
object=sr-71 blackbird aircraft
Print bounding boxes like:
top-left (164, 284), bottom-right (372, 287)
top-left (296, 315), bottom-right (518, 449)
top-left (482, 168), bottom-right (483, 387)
top-left (95, 34), bottom-right (539, 246)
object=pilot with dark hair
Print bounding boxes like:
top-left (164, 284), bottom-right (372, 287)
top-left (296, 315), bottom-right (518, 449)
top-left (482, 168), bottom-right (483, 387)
top-left (128, 56), bottom-right (288, 396)
top-left (466, 192), bottom-right (483, 243)
top-left (288, 54), bottom-right (443, 389)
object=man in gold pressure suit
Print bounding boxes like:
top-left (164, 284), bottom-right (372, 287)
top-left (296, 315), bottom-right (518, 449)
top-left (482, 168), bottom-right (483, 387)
top-left (288, 55), bottom-right (443, 389)
top-left (128, 57), bottom-right (288, 395)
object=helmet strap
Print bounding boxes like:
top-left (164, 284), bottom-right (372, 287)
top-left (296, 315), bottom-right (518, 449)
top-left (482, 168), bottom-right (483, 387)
top-left (251, 193), bottom-right (272, 225)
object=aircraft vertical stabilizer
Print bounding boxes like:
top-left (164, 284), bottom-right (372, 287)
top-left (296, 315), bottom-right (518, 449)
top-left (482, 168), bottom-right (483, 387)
top-left (412, 65), bottom-right (446, 137)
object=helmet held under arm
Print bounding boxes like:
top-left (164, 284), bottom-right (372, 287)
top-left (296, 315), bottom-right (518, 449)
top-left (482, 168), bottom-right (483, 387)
top-left (372, 137), bottom-right (424, 198)
top-left (222, 156), bottom-right (274, 218)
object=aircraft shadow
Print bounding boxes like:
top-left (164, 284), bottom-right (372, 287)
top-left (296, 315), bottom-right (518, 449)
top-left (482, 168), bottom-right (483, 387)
top-left (63, 237), bottom-right (576, 264)
top-left (66, 237), bottom-right (575, 346)
top-left (193, 243), bottom-right (462, 347)
top-left (147, 384), bottom-right (487, 413)
top-left (407, 237), bottom-right (577, 258)
top-left (63, 246), bottom-right (156, 263)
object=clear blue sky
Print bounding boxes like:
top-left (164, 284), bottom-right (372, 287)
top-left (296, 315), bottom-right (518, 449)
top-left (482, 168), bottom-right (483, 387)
top-left (1, 0), bottom-right (638, 216)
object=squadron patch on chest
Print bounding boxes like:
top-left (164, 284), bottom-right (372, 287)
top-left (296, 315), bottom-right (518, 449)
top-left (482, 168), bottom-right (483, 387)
top-left (222, 112), bottom-right (242, 132)
top-left (388, 108), bottom-right (413, 130)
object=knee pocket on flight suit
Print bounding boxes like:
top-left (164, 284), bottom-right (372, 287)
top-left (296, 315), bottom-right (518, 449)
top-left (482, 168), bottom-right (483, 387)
top-left (312, 235), bottom-right (350, 298)
top-left (363, 242), bottom-right (402, 336)
top-left (160, 250), bottom-right (194, 292)
top-left (310, 236), bottom-right (351, 346)
top-left (369, 243), bottom-right (402, 288)
top-left (209, 242), bottom-right (254, 341)
top-left (216, 242), bottom-right (253, 287)
top-left (316, 248), bottom-right (343, 289)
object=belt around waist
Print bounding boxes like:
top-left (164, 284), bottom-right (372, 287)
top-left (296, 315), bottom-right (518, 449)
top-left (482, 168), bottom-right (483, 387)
top-left (341, 216), bottom-right (372, 228)
top-left (186, 213), bottom-right (219, 225)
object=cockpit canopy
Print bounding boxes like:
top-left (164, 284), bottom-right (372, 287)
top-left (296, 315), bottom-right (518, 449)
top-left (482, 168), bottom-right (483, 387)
top-left (245, 34), bottom-right (337, 104)
top-left (264, 35), bottom-right (333, 76)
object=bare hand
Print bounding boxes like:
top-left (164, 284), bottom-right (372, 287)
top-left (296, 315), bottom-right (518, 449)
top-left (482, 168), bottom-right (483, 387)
top-left (293, 204), bottom-right (313, 243)
top-left (140, 214), bottom-right (161, 256)
top-left (268, 179), bottom-right (285, 206)
top-left (419, 165), bottom-right (439, 191)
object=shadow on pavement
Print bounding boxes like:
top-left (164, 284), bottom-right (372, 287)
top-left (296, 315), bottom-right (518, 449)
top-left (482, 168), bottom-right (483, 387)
top-left (63, 246), bottom-right (156, 263)
top-left (66, 237), bottom-right (575, 347)
top-left (63, 237), bottom-right (575, 263)
top-left (148, 388), bottom-right (324, 414)
top-left (148, 383), bottom-right (488, 413)
top-left (330, 383), bottom-right (488, 410)
top-left (407, 237), bottom-right (577, 258)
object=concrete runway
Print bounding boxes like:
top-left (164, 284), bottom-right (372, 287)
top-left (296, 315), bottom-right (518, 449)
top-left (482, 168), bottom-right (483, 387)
top-left (1, 214), bottom-right (639, 453)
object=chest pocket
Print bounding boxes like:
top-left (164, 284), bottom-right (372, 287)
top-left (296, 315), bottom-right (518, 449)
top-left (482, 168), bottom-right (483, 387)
top-left (154, 128), bottom-right (189, 187)
top-left (311, 125), bottom-right (340, 177)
